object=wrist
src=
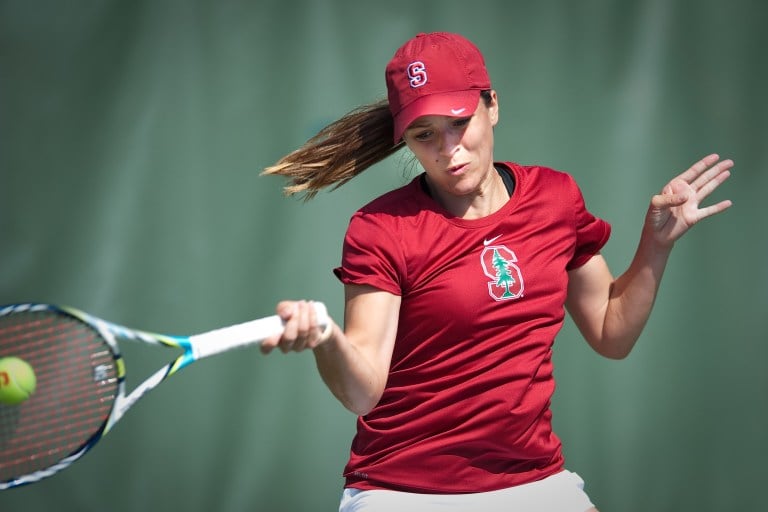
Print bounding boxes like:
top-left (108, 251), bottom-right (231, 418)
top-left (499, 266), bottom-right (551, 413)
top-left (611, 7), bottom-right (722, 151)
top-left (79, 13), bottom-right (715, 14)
top-left (318, 319), bottom-right (334, 343)
top-left (313, 321), bottom-right (338, 351)
top-left (641, 224), bottom-right (676, 254)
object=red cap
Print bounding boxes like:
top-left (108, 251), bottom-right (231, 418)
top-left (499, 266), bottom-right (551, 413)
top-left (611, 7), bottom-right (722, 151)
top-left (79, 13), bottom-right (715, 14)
top-left (386, 32), bottom-right (491, 142)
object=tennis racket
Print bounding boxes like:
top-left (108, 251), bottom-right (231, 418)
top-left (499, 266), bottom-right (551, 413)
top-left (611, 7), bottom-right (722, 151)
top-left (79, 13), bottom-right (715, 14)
top-left (0, 301), bottom-right (328, 490)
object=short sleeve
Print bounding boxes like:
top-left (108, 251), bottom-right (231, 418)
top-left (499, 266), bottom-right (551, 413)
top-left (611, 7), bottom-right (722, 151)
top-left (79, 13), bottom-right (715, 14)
top-left (566, 177), bottom-right (611, 270)
top-left (333, 211), bottom-right (404, 296)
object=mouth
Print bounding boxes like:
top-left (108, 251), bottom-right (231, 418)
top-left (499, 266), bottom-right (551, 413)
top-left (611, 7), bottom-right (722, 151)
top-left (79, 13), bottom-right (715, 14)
top-left (447, 163), bottom-right (469, 175)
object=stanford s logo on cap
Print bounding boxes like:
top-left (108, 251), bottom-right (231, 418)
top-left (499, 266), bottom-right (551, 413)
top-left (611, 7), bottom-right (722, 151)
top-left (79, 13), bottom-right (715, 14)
top-left (407, 61), bottom-right (427, 88)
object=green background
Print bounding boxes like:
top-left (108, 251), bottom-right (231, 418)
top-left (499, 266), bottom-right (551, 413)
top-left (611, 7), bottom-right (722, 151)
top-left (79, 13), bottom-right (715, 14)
top-left (1, 0), bottom-right (765, 510)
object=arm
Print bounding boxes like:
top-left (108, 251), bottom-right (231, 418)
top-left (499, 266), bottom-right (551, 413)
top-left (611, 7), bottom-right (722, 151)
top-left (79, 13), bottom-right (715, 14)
top-left (313, 285), bottom-right (400, 415)
top-left (566, 153), bottom-right (732, 359)
top-left (261, 284), bottom-right (400, 416)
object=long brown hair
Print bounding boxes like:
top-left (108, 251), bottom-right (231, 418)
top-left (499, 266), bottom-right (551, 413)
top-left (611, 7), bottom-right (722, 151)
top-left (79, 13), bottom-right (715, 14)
top-left (261, 99), bottom-right (405, 200)
top-left (262, 90), bottom-right (493, 200)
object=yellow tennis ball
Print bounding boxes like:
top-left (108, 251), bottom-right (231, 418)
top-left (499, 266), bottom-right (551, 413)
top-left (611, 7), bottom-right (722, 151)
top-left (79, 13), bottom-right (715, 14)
top-left (0, 356), bottom-right (37, 405)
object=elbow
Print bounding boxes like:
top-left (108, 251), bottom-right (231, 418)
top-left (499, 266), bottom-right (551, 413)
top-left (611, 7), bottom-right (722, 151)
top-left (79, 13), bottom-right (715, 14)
top-left (600, 348), bottom-right (632, 360)
top-left (344, 395), bottom-right (380, 417)
top-left (334, 382), bottom-right (384, 417)
top-left (349, 403), bottom-right (375, 417)
top-left (590, 336), bottom-right (637, 360)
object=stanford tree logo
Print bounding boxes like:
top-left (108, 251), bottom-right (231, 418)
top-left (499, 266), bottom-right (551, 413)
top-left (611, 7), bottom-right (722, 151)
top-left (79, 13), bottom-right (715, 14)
top-left (480, 245), bottom-right (524, 301)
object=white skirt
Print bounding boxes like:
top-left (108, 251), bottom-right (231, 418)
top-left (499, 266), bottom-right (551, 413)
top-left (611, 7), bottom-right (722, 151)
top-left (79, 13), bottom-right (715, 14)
top-left (338, 470), bottom-right (595, 512)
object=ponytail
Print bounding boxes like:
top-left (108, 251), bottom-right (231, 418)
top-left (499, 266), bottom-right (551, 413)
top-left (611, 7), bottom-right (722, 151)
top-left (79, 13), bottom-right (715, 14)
top-left (262, 99), bottom-right (405, 200)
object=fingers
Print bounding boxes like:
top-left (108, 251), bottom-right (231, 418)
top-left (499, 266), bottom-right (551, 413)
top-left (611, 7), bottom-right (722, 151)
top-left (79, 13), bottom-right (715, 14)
top-left (661, 153), bottom-right (733, 209)
top-left (646, 154), bottom-right (734, 242)
top-left (677, 153), bottom-right (721, 183)
top-left (260, 300), bottom-right (333, 355)
top-left (697, 198), bottom-right (733, 221)
top-left (650, 190), bottom-right (688, 210)
top-left (691, 161), bottom-right (732, 202)
top-left (679, 154), bottom-right (734, 190)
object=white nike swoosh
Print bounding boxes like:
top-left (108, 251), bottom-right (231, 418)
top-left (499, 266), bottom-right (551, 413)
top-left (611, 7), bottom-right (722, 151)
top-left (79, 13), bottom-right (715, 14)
top-left (483, 235), bottom-right (502, 246)
top-left (450, 108), bottom-right (466, 115)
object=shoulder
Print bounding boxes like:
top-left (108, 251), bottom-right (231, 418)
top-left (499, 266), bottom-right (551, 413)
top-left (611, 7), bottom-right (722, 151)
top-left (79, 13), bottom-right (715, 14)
top-left (498, 161), bottom-right (583, 200)
top-left (355, 176), bottom-right (425, 217)
top-left (499, 161), bottom-right (578, 186)
top-left (345, 175), bottom-right (433, 235)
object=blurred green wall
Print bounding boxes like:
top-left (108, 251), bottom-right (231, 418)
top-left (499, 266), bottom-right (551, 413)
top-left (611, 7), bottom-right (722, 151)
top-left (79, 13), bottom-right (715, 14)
top-left (1, 0), bottom-right (766, 510)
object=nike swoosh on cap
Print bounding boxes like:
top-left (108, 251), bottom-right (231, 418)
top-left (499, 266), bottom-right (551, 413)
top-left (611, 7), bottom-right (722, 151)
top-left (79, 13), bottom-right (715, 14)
top-left (450, 108), bottom-right (466, 115)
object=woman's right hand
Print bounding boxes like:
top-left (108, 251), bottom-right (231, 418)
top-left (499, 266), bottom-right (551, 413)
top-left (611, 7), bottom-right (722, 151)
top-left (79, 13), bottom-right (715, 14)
top-left (261, 287), bottom-right (399, 416)
top-left (260, 300), bottom-right (334, 354)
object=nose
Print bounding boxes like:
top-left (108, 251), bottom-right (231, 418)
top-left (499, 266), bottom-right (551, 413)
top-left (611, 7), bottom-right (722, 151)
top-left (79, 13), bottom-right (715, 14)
top-left (437, 129), bottom-right (461, 158)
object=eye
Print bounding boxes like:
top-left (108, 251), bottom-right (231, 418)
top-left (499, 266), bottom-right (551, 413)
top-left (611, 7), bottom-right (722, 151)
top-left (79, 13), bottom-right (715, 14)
top-left (453, 116), bottom-right (472, 128)
top-left (412, 130), bottom-right (434, 142)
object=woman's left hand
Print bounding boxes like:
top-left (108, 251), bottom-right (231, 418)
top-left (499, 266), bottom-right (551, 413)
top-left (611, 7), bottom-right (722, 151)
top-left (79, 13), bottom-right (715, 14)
top-left (646, 153), bottom-right (733, 247)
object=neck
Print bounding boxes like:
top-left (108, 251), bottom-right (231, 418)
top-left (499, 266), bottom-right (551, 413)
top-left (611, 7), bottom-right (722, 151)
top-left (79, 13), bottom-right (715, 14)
top-left (425, 168), bottom-right (509, 219)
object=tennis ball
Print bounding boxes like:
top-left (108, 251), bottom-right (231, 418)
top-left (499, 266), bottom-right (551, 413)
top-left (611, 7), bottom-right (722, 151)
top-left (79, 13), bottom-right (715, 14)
top-left (0, 356), bottom-right (37, 405)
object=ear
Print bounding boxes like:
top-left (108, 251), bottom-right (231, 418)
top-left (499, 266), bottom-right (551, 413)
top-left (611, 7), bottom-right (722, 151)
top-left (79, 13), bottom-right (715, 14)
top-left (488, 90), bottom-right (499, 127)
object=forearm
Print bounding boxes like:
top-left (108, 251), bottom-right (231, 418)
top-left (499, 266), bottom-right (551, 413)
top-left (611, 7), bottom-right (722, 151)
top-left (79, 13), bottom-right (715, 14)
top-left (598, 229), bottom-right (673, 358)
top-left (312, 324), bottom-right (387, 416)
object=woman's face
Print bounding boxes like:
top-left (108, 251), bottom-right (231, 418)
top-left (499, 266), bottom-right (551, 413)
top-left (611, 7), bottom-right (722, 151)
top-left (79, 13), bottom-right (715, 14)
top-left (402, 91), bottom-right (499, 202)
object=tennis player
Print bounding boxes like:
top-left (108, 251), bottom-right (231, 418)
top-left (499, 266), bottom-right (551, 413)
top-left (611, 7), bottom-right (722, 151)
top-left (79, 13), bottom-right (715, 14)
top-left (261, 32), bottom-right (732, 511)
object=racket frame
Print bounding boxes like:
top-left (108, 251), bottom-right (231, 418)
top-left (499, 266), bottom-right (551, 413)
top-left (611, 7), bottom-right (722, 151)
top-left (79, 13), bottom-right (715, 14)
top-left (0, 301), bottom-right (328, 489)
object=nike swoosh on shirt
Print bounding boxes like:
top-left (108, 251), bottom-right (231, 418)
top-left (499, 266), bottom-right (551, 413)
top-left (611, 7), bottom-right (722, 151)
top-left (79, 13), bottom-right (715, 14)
top-left (483, 235), bottom-right (502, 246)
top-left (450, 108), bottom-right (466, 115)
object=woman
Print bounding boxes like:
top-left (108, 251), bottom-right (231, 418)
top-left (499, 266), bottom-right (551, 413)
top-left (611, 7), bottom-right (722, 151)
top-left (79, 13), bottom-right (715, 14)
top-left (261, 32), bottom-right (732, 511)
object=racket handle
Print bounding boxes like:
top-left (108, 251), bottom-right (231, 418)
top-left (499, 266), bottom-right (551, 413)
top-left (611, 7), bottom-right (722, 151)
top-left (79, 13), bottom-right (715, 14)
top-left (190, 302), bottom-right (329, 360)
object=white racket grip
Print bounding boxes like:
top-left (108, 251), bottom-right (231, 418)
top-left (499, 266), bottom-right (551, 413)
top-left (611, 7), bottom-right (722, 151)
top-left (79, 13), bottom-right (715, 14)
top-left (189, 302), bottom-right (329, 360)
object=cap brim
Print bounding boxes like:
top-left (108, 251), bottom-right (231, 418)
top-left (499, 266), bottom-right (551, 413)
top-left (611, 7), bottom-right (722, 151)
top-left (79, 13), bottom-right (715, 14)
top-left (393, 89), bottom-right (482, 142)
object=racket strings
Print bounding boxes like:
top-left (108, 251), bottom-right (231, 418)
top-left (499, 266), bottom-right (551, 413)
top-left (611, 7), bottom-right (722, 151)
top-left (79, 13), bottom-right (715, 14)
top-left (0, 309), bottom-right (118, 482)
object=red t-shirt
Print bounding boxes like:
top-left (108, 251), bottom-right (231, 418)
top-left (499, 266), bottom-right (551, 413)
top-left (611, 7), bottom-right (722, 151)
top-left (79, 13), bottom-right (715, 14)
top-left (333, 162), bottom-right (611, 493)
